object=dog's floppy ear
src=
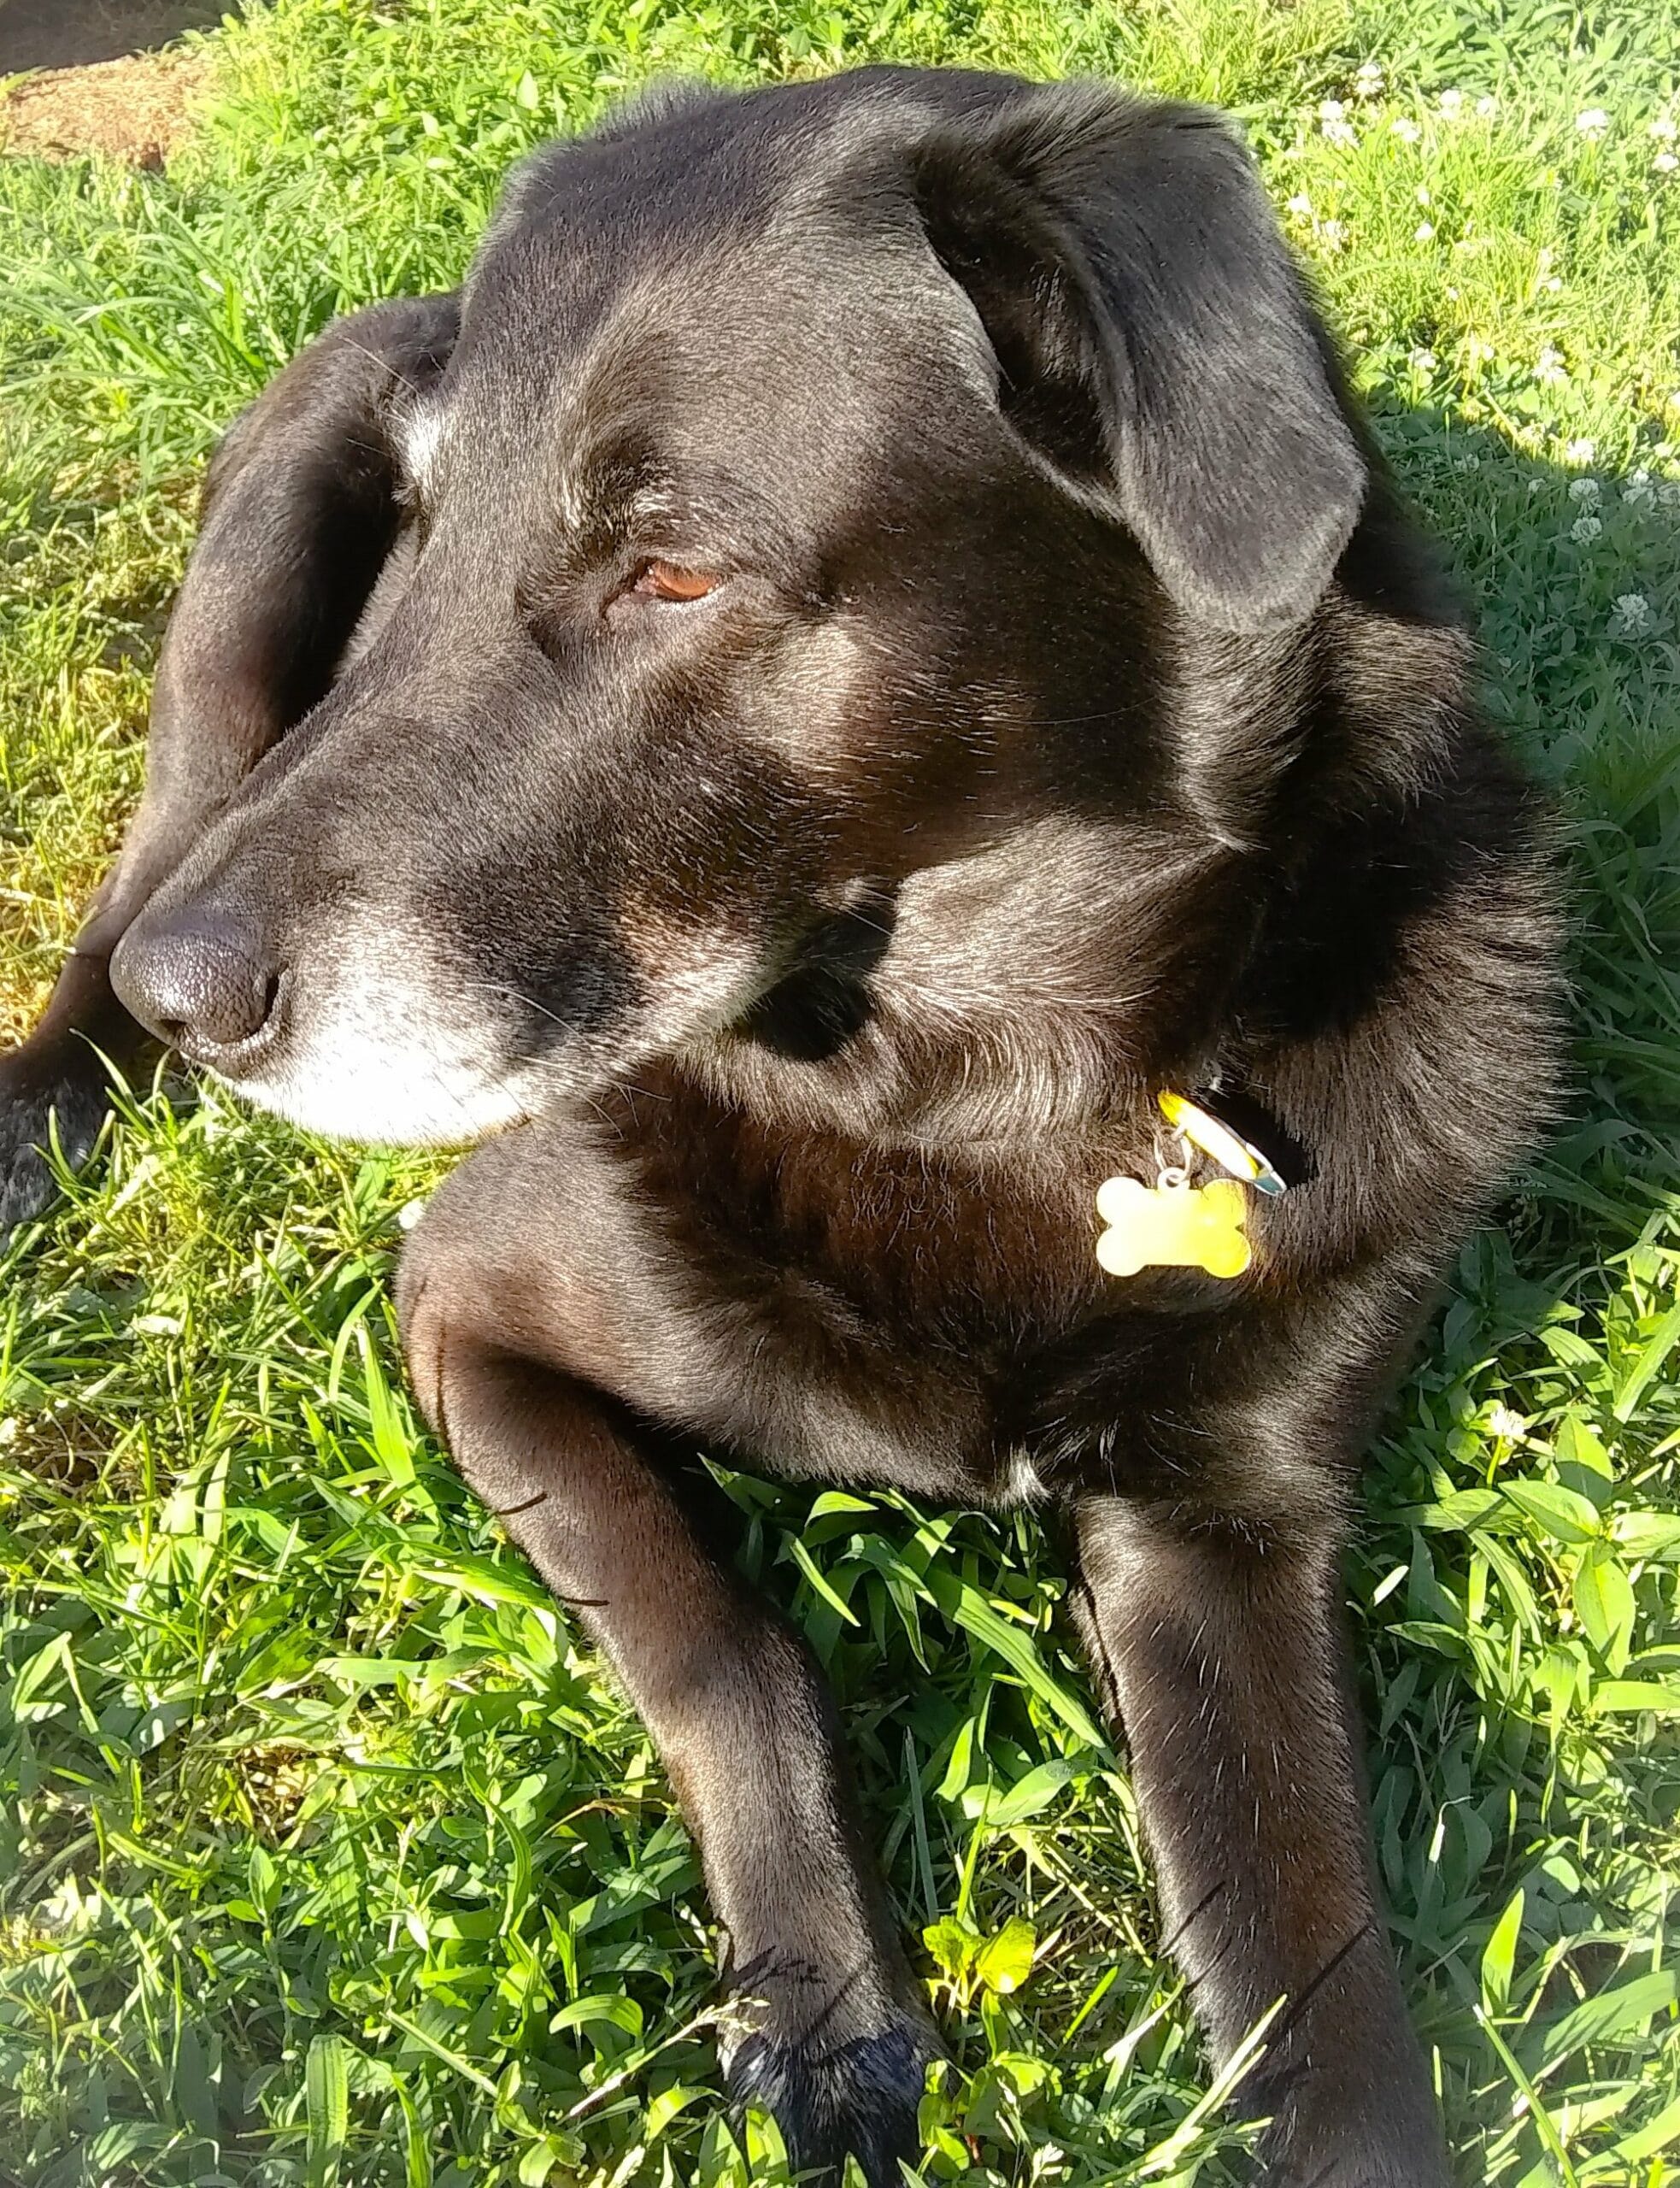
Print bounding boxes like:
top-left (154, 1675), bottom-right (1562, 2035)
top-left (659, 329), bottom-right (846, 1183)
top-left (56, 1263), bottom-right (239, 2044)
top-left (157, 294), bottom-right (460, 755)
top-left (912, 86), bottom-right (1365, 632)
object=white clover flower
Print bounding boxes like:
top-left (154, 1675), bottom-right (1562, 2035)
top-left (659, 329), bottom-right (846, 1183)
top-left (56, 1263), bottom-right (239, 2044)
top-left (1611, 592), bottom-right (1652, 632)
top-left (1319, 101), bottom-right (1358, 145)
top-left (1287, 191), bottom-right (1314, 215)
top-left (1354, 60), bottom-right (1385, 99)
top-left (1575, 108), bottom-right (1610, 138)
top-left (1535, 347), bottom-right (1568, 384)
top-left (1438, 89), bottom-right (1466, 120)
top-left (1407, 347), bottom-right (1437, 373)
top-left (1545, 275), bottom-right (1563, 291)
top-left (1570, 514), bottom-right (1602, 544)
top-left (1488, 1404), bottom-right (1527, 1439)
top-left (1568, 475), bottom-right (1601, 503)
top-left (1650, 115), bottom-right (1677, 142)
top-left (1657, 150), bottom-right (1678, 174)
top-left (1565, 437), bottom-right (1596, 462)
top-left (1453, 452), bottom-right (1480, 472)
top-left (1321, 219), bottom-right (1347, 248)
top-left (1477, 95), bottom-right (1498, 119)
top-left (1528, 478), bottom-right (1547, 495)
top-left (1414, 221), bottom-right (1436, 241)
top-left (1389, 115), bottom-right (1423, 144)
top-left (1622, 468), bottom-right (1655, 508)
top-left (1416, 185), bottom-right (1432, 204)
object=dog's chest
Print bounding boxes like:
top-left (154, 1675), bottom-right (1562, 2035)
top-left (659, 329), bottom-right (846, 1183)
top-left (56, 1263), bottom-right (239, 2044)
top-left (612, 1068), bottom-right (1200, 1353)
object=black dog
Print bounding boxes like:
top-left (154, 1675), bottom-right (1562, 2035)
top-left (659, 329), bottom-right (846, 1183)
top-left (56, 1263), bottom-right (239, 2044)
top-left (2, 68), bottom-right (1559, 2185)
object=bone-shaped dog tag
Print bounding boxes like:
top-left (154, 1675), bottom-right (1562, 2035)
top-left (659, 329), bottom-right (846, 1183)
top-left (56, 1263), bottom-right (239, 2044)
top-left (1096, 1175), bottom-right (1252, 1279)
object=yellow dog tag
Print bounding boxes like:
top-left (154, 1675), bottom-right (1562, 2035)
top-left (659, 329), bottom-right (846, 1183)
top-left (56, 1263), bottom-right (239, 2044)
top-left (1096, 1175), bottom-right (1253, 1279)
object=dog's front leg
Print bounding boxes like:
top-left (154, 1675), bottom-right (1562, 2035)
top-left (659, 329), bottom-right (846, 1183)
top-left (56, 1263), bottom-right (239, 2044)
top-left (397, 1138), bottom-right (944, 2186)
top-left (1071, 1495), bottom-right (1449, 2187)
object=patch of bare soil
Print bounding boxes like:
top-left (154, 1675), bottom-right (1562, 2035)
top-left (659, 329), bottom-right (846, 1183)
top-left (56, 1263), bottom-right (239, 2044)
top-left (1, 0), bottom-right (221, 164)
top-left (1, 44), bottom-right (212, 165)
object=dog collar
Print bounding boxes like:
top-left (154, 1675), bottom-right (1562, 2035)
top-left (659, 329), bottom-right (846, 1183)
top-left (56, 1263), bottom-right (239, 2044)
top-left (1095, 1088), bottom-right (1289, 1281)
top-left (1156, 1089), bottom-right (1288, 1197)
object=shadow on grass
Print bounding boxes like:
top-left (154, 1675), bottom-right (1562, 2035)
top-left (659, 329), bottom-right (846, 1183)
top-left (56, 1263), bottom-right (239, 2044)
top-left (0, 0), bottom-right (222, 72)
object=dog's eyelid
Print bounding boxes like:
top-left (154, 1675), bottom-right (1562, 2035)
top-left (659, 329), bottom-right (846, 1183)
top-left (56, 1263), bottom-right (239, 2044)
top-left (616, 558), bottom-right (724, 609)
top-left (640, 558), bottom-right (720, 599)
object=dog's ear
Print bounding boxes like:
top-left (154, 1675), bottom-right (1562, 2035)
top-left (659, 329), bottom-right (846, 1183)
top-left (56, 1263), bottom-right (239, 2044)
top-left (159, 294), bottom-right (460, 750)
top-left (912, 87), bottom-right (1365, 632)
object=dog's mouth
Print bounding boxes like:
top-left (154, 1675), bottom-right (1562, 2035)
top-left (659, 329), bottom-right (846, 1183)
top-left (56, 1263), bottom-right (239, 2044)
top-left (111, 897), bottom-right (549, 1148)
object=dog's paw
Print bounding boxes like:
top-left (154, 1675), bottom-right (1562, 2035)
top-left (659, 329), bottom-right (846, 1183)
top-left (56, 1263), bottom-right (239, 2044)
top-left (0, 1046), bottom-right (110, 1238)
top-left (725, 2011), bottom-right (940, 2186)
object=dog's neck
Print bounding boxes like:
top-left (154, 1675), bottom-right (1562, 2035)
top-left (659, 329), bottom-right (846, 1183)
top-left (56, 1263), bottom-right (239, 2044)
top-left (684, 572), bottom-right (1474, 1156)
top-left (684, 815), bottom-right (1242, 1153)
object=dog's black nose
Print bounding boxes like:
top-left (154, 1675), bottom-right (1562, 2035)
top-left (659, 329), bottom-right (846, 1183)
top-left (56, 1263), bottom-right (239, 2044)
top-left (111, 914), bottom-right (281, 1058)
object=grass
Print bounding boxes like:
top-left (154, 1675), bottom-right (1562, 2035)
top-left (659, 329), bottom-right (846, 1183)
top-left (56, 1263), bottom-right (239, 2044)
top-left (1, 0), bottom-right (1678, 2181)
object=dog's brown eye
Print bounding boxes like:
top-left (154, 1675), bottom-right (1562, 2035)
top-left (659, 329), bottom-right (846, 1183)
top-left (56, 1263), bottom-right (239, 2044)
top-left (631, 560), bottom-right (719, 603)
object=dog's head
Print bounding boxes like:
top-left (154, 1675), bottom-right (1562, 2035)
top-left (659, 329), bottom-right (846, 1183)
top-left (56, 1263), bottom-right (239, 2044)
top-left (112, 68), bottom-right (1375, 1145)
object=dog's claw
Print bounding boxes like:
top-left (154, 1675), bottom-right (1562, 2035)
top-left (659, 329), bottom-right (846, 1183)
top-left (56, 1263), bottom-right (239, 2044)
top-left (725, 2013), bottom-right (939, 2186)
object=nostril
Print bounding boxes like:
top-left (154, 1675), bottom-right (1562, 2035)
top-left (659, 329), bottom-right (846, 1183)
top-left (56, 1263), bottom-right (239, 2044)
top-left (111, 914), bottom-right (284, 1064)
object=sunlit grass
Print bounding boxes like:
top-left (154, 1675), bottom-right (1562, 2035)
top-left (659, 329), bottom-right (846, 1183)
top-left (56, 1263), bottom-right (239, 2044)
top-left (2, 2), bottom-right (1677, 2182)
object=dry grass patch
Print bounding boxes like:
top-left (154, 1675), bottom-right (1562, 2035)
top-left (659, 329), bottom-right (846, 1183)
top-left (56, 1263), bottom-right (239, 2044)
top-left (1, 45), bottom-right (213, 166)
